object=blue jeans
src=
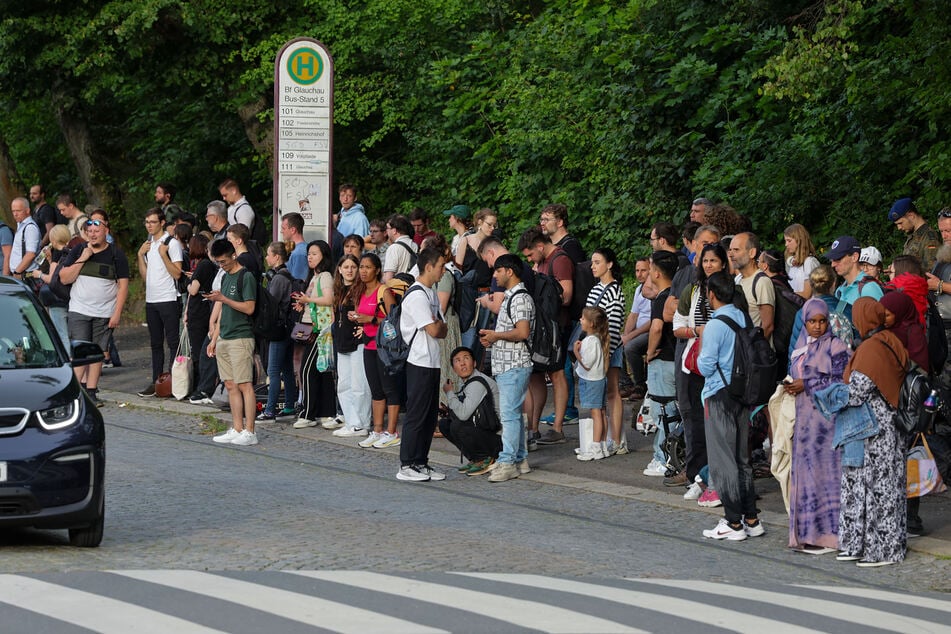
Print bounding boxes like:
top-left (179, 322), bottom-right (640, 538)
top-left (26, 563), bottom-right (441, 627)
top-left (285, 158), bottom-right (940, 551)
top-left (496, 366), bottom-right (531, 464)
top-left (265, 338), bottom-right (297, 414)
top-left (647, 358), bottom-right (676, 464)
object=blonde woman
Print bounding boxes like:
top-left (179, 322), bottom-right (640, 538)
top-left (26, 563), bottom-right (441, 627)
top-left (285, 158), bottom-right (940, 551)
top-left (784, 223), bottom-right (820, 299)
top-left (31, 224), bottom-right (72, 347)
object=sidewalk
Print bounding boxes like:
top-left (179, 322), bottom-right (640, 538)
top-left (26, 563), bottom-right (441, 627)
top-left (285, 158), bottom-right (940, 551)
top-left (101, 324), bottom-right (951, 558)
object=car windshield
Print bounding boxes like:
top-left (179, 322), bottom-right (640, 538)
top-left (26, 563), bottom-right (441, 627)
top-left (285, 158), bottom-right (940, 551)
top-left (0, 294), bottom-right (61, 369)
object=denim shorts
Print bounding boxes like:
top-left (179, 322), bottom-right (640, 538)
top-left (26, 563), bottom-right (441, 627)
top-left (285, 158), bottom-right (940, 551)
top-left (609, 345), bottom-right (623, 369)
top-left (578, 377), bottom-right (606, 409)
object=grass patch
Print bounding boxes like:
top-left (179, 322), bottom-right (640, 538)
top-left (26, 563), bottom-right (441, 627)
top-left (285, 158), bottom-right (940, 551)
top-left (197, 412), bottom-right (227, 436)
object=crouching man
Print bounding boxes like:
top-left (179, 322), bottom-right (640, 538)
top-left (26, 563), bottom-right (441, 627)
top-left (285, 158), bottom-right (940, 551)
top-left (440, 346), bottom-right (502, 476)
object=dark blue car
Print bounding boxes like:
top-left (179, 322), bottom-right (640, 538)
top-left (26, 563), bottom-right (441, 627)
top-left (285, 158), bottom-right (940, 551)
top-left (0, 276), bottom-right (106, 547)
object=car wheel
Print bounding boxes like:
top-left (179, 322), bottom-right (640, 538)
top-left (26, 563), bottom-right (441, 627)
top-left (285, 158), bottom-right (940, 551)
top-left (68, 495), bottom-right (104, 548)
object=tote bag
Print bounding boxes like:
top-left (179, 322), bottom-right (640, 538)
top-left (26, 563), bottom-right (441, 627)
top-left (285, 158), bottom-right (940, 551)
top-left (171, 332), bottom-right (192, 400)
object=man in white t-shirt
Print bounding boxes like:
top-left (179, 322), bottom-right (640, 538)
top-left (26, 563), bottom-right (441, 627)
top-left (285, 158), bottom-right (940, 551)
top-left (136, 208), bottom-right (184, 397)
top-left (382, 214), bottom-right (418, 282)
top-left (219, 178), bottom-right (256, 230)
top-left (396, 247), bottom-right (448, 482)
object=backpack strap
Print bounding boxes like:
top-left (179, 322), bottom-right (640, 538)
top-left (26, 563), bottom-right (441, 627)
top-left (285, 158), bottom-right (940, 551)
top-left (589, 280), bottom-right (618, 309)
top-left (712, 313), bottom-right (745, 387)
top-left (462, 374), bottom-right (495, 411)
top-left (751, 271), bottom-right (768, 304)
top-left (547, 249), bottom-right (572, 277)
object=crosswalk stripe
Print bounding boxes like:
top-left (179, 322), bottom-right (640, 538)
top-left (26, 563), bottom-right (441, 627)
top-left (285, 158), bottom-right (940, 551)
top-left (639, 579), bottom-right (951, 633)
top-left (796, 585), bottom-right (951, 614)
top-left (0, 575), bottom-right (226, 634)
top-left (290, 571), bottom-right (643, 634)
top-left (458, 573), bottom-right (816, 634)
top-left (110, 570), bottom-right (447, 634)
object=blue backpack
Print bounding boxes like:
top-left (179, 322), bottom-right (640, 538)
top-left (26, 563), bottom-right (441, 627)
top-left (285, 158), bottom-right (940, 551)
top-left (376, 285), bottom-right (425, 376)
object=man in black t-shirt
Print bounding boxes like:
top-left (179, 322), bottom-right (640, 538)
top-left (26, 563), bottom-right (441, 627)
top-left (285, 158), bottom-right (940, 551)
top-left (643, 250), bottom-right (679, 478)
top-left (30, 184), bottom-right (65, 247)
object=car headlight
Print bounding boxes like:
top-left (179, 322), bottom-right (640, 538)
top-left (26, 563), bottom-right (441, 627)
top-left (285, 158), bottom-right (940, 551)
top-left (37, 399), bottom-right (81, 430)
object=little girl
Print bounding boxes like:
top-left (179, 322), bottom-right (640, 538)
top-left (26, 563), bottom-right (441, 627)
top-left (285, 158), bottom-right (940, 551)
top-left (574, 306), bottom-right (610, 461)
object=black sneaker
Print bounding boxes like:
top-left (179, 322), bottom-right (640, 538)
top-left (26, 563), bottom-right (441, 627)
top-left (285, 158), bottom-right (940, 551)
top-left (138, 385), bottom-right (156, 398)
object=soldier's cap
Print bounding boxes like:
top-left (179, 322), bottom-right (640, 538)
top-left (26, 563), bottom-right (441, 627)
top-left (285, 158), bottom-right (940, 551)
top-left (888, 197), bottom-right (916, 221)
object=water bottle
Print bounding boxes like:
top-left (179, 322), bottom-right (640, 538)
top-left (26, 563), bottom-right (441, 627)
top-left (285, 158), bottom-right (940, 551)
top-left (380, 320), bottom-right (398, 342)
top-left (920, 389), bottom-right (940, 433)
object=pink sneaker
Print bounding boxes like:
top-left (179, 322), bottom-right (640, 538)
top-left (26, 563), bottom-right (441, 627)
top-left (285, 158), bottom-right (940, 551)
top-left (698, 488), bottom-right (722, 507)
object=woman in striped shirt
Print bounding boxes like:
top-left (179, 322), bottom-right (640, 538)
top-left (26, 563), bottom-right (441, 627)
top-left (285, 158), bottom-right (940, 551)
top-left (586, 248), bottom-right (626, 454)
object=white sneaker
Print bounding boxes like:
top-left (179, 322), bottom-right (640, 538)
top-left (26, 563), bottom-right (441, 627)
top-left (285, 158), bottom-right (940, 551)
top-left (396, 465), bottom-right (430, 482)
top-left (231, 430), bottom-right (258, 446)
top-left (684, 475), bottom-right (704, 500)
top-left (372, 431), bottom-right (401, 448)
top-left (213, 428), bottom-right (239, 443)
top-left (577, 444), bottom-right (606, 461)
top-left (703, 518), bottom-right (747, 541)
top-left (293, 417), bottom-right (317, 429)
top-left (320, 417), bottom-right (343, 430)
top-left (642, 459), bottom-right (668, 477)
top-left (358, 431), bottom-right (382, 448)
top-left (516, 459), bottom-right (531, 474)
top-left (333, 426), bottom-right (368, 437)
top-left (420, 465), bottom-right (446, 481)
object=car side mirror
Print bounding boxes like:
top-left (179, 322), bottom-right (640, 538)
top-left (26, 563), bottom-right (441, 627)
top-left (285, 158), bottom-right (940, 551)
top-left (71, 341), bottom-right (105, 368)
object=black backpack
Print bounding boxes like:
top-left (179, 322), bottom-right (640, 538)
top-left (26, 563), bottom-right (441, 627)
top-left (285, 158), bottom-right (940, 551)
top-left (507, 270), bottom-right (562, 369)
top-left (755, 273), bottom-right (804, 377)
top-left (237, 268), bottom-right (286, 341)
top-left (450, 266), bottom-right (479, 331)
top-left (556, 250), bottom-right (595, 322)
top-left (450, 374), bottom-right (501, 432)
top-left (882, 341), bottom-right (935, 434)
top-left (376, 285), bottom-right (426, 376)
top-left (714, 313), bottom-right (778, 407)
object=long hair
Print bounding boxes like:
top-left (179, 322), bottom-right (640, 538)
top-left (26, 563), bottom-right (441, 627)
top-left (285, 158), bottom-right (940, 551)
top-left (783, 223), bottom-right (816, 267)
top-left (334, 254), bottom-right (360, 304)
top-left (581, 305), bottom-right (611, 373)
top-left (350, 252), bottom-right (382, 305)
top-left (697, 243), bottom-right (728, 321)
top-left (304, 239), bottom-right (333, 288)
top-left (593, 247), bottom-right (622, 284)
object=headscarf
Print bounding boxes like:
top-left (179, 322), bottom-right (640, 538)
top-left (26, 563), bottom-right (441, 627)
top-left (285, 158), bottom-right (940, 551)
top-left (790, 298), bottom-right (850, 381)
top-left (879, 290), bottom-right (929, 370)
top-left (885, 273), bottom-right (928, 325)
top-left (843, 297), bottom-right (908, 408)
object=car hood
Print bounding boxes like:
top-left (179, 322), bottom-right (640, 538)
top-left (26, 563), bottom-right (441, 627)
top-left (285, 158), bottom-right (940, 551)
top-left (0, 364), bottom-right (78, 410)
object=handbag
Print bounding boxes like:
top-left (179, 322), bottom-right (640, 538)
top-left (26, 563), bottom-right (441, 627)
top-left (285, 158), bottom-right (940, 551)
top-left (154, 371), bottom-right (173, 398)
top-left (682, 336), bottom-right (702, 376)
top-left (312, 279), bottom-right (334, 372)
top-left (907, 433), bottom-right (947, 498)
top-left (290, 321), bottom-right (316, 343)
top-left (170, 332), bottom-right (192, 400)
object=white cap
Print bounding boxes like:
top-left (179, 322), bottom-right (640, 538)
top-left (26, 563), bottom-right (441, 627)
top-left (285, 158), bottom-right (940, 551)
top-left (859, 246), bottom-right (882, 266)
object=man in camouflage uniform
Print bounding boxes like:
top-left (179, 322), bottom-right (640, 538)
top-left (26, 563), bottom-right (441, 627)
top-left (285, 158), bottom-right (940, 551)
top-left (889, 197), bottom-right (941, 271)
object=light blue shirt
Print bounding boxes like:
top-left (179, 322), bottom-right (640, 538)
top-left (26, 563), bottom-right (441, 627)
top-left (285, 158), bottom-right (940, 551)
top-left (835, 271), bottom-right (883, 311)
top-left (697, 303), bottom-right (748, 404)
top-left (286, 241), bottom-right (309, 281)
top-left (11, 217), bottom-right (41, 273)
top-left (337, 203), bottom-right (369, 238)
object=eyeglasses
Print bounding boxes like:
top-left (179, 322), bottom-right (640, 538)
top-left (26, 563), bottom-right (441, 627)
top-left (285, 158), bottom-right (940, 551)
top-left (84, 219), bottom-right (106, 227)
top-left (539, 216), bottom-right (555, 223)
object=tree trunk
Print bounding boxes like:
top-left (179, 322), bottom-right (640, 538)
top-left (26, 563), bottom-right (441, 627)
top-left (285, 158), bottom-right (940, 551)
top-left (0, 134), bottom-right (23, 225)
top-left (50, 82), bottom-right (120, 209)
top-left (236, 95), bottom-right (274, 177)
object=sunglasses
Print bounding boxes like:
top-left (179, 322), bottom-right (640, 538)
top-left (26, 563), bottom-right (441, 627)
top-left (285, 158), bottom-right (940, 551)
top-left (939, 208), bottom-right (951, 219)
top-left (84, 219), bottom-right (106, 227)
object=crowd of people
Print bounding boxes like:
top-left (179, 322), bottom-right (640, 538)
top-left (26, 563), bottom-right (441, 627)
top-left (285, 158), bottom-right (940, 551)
top-left (6, 183), bottom-right (950, 567)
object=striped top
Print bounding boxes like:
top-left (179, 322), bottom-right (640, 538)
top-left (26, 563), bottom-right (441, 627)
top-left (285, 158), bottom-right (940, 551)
top-left (585, 281), bottom-right (625, 353)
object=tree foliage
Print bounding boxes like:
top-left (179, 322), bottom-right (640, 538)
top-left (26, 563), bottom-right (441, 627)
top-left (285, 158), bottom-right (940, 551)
top-left (0, 0), bottom-right (949, 264)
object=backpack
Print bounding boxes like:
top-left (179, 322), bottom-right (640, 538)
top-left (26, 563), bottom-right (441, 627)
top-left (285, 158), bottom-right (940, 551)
top-left (391, 239), bottom-right (418, 271)
top-left (450, 266), bottom-right (479, 331)
top-left (827, 310), bottom-right (855, 348)
top-left (237, 268), bottom-right (286, 341)
top-left (162, 235), bottom-right (190, 296)
top-left (273, 268), bottom-right (308, 330)
top-left (450, 374), bottom-right (501, 432)
top-left (882, 341), bottom-right (934, 434)
top-left (558, 251), bottom-right (596, 322)
top-left (924, 291), bottom-right (948, 375)
top-left (714, 313), bottom-right (778, 407)
top-left (376, 285), bottom-right (426, 376)
top-left (755, 273), bottom-right (804, 376)
top-left (507, 270), bottom-right (563, 369)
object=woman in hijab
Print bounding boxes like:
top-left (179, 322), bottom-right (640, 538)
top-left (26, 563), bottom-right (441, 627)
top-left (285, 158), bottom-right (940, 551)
top-left (838, 297), bottom-right (909, 567)
top-left (784, 298), bottom-right (852, 554)
top-left (879, 291), bottom-right (929, 371)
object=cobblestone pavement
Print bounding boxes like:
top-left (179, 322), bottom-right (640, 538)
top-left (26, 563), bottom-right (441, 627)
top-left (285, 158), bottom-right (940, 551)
top-left (1, 403), bottom-right (948, 595)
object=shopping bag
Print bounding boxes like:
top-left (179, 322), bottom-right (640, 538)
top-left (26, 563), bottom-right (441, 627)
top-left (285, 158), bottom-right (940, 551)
top-left (907, 433), bottom-right (948, 498)
top-left (171, 335), bottom-right (192, 400)
top-left (578, 418), bottom-right (595, 454)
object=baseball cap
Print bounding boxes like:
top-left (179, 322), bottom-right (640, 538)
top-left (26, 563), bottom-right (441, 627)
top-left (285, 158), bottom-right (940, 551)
top-left (887, 197), bottom-right (915, 222)
top-left (859, 246), bottom-right (882, 266)
top-left (826, 236), bottom-right (862, 261)
top-left (441, 204), bottom-right (471, 219)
